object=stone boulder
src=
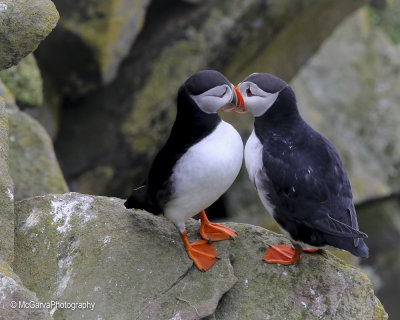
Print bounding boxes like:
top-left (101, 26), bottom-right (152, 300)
top-left (35, 0), bottom-right (152, 97)
top-left (0, 54), bottom-right (43, 109)
top-left (357, 195), bottom-right (400, 319)
top-left (0, 79), bottom-right (17, 110)
top-left (13, 192), bottom-right (387, 319)
top-left (7, 108), bottom-right (68, 201)
top-left (0, 0), bottom-right (59, 70)
top-left (0, 97), bottom-right (13, 264)
top-left (0, 259), bottom-right (53, 320)
top-left (0, 77), bottom-right (68, 201)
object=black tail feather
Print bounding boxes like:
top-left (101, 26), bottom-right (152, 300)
top-left (124, 185), bottom-right (162, 215)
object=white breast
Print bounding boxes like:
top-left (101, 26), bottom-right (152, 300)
top-left (245, 130), bottom-right (263, 186)
top-left (165, 121), bottom-right (243, 224)
top-left (245, 130), bottom-right (276, 217)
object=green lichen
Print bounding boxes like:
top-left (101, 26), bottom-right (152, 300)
top-left (0, 259), bottom-right (14, 279)
top-left (0, 98), bottom-right (14, 264)
top-left (0, 0), bottom-right (59, 69)
top-left (0, 54), bottom-right (43, 108)
top-left (8, 110), bottom-right (68, 201)
top-left (60, 0), bottom-right (148, 83)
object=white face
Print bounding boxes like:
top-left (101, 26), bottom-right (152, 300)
top-left (237, 81), bottom-right (282, 117)
top-left (190, 84), bottom-right (234, 114)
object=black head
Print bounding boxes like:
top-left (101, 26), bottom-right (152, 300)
top-left (180, 70), bottom-right (245, 114)
top-left (236, 73), bottom-right (296, 117)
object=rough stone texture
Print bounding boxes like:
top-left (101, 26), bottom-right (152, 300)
top-left (209, 223), bottom-right (387, 320)
top-left (0, 54), bottom-right (43, 109)
top-left (0, 259), bottom-right (53, 320)
top-left (372, 0), bottom-right (400, 44)
top-left (291, 8), bottom-right (400, 203)
top-left (13, 193), bottom-right (386, 320)
top-left (36, 0), bottom-right (152, 97)
top-left (0, 79), bottom-right (16, 110)
top-left (14, 193), bottom-right (237, 320)
top-left (0, 97), bottom-right (14, 264)
top-left (8, 108), bottom-right (68, 201)
top-left (358, 195), bottom-right (400, 319)
top-left (0, 0), bottom-right (59, 70)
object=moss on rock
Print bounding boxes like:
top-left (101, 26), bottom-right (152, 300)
top-left (13, 193), bottom-right (387, 319)
top-left (0, 0), bottom-right (59, 70)
top-left (8, 109), bottom-right (68, 201)
top-left (0, 54), bottom-right (43, 109)
top-left (35, 0), bottom-right (151, 97)
top-left (0, 97), bottom-right (14, 264)
top-left (0, 258), bottom-right (52, 320)
top-left (14, 193), bottom-right (237, 319)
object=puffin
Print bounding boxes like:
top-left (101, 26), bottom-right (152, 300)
top-left (125, 70), bottom-right (245, 271)
top-left (235, 73), bottom-right (369, 265)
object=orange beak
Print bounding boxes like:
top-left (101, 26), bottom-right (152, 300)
top-left (221, 84), bottom-right (247, 113)
top-left (233, 84), bottom-right (245, 112)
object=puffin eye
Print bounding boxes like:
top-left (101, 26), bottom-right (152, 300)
top-left (246, 88), bottom-right (253, 97)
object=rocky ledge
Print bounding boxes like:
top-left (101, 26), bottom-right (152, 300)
top-left (11, 192), bottom-right (387, 320)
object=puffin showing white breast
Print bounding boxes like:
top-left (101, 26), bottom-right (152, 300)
top-left (125, 70), bottom-right (245, 271)
top-left (235, 73), bottom-right (368, 265)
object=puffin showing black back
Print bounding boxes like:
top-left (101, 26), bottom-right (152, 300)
top-left (236, 73), bottom-right (368, 265)
top-left (125, 70), bottom-right (245, 271)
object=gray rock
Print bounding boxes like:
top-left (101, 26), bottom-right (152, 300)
top-left (358, 195), bottom-right (400, 319)
top-left (0, 76), bottom-right (68, 200)
top-left (291, 8), bottom-right (400, 202)
top-left (209, 223), bottom-right (387, 320)
top-left (8, 108), bottom-right (68, 201)
top-left (0, 54), bottom-right (43, 109)
top-left (13, 193), bottom-right (387, 319)
top-left (0, 259), bottom-right (53, 320)
top-left (0, 0), bottom-right (59, 70)
top-left (35, 0), bottom-right (152, 96)
top-left (0, 97), bottom-right (14, 264)
top-left (13, 193), bottom-right (237, 320)
top-left (0, 78), bottom-right (18, 111)
top-left (8, 111), bottom-right (68, 200)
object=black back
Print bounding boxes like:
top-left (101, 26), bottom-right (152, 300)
top-left (125, 70), bottom-right (228, 214)
top-left (254, 86), bottom-right (368, 257)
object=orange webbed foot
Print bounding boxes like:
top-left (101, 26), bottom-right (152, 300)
top-left (180, 231), bottom-right (218, 271)
top-left (199, 210), bottom-right (237, 241)
top-left (262, 244), bottom-right (302, 265)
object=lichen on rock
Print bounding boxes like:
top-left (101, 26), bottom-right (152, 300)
top-left (8, 108), bottom-right (68, 201)
top-left (0, 54), bottom-right (44, 109)
top-left (0, 97), bottom-right (14, 264)
top-left (0, 259), bottom-right (52, 320)
top-left (35, 0), bottom-right (152, 97)
top-left (0, 0), bottom-right (59, 70)
top-left (13, 193), bottom-right (387, 320)
top-left (14, 193), bottom-right (238, 319)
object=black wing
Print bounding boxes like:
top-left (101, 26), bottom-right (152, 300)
top-left (259, 126), bottom-right (366, 241)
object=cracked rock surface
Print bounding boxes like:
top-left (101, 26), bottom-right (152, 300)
top-left (13, 193), bottom-right (237, 320)
top-left (13, 192), bottom-right (386, 319)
